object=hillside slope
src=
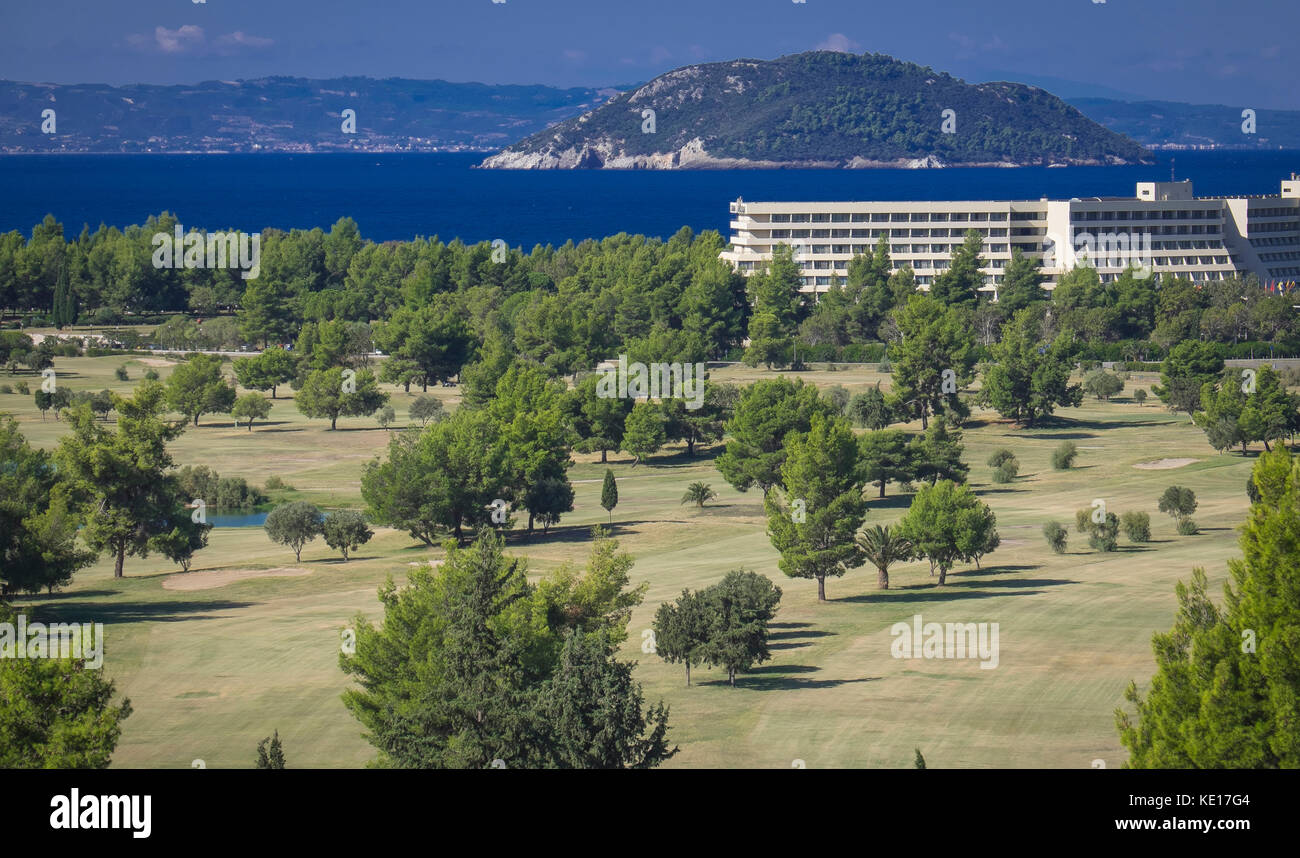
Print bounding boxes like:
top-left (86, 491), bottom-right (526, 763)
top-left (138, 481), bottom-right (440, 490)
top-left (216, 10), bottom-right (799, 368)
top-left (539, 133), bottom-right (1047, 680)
top-left (480, 51), bottom-right (1150, 169)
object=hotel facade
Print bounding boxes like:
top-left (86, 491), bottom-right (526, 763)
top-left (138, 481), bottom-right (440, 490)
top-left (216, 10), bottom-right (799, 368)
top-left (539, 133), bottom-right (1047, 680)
top-left (721, 177), bottom-right (1300, 297)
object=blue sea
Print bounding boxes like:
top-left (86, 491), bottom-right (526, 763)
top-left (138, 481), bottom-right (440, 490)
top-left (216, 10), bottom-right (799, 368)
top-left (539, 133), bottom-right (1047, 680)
top-left (2, 151), bottom-right (1298, 247)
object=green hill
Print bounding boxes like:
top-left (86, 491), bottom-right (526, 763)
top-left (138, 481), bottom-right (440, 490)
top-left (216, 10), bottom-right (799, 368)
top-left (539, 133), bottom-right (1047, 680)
top-left (480, 51), bottom-right (1150, 169)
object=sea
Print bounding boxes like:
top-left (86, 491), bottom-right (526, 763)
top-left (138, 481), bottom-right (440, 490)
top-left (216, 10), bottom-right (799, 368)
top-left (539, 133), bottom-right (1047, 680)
top-left (1, 150), bottom-right (1298, 248)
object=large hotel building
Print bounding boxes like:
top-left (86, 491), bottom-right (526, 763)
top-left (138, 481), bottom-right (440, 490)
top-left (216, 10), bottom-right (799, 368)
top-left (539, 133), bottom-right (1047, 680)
top-left (721, 177), bottom-right (1300, 297)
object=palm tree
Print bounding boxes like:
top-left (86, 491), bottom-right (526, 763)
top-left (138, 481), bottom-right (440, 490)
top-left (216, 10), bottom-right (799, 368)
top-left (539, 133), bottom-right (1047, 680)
top-left (856, 524), bottom-right (913, 590)
top-left (680, 482), bottom-right (717, 509)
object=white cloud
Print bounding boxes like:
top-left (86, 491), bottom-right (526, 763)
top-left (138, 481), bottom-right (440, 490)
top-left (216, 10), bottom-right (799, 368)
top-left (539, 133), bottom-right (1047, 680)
top-left (126, 25), bottom-right (273, 56)
top-left (815, 33), bottom-right (861, 53)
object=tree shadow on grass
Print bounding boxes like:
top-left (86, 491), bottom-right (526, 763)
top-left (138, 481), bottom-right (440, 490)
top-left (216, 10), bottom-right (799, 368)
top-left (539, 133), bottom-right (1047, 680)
top-left (15, 589), bottom-right (121, 603)
top-left (839, 577), bottom-right (1073, 603)
top-left (951, 563), bottom-right (1041, 577)
top-left (702, 664), bottom-right (880, 691)
top-left (28, 599), bottom-right (256, 624)
top-left (864, 493), bottom-right (916, 510)
top-left (769, 627), bottom-right (835, 650)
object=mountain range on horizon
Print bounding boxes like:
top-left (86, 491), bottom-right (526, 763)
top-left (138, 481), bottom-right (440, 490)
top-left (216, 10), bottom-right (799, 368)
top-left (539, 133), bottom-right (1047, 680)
top-left (1, 51), bottom-right (1296, 160)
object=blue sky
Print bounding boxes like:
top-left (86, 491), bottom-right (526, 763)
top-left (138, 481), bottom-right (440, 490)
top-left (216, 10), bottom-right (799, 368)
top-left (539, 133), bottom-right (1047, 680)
top-left (3, 0), bottom-right (1296, 108)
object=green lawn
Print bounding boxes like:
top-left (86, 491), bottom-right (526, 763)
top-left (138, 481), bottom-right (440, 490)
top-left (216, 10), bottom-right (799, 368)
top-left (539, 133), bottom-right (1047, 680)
top-left (2, 356), bottom-right (1261, 768)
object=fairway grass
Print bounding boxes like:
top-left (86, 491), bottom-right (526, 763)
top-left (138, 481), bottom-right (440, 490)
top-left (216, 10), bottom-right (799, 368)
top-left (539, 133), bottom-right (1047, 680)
top-left (2, 357), bottom-right (1262, 768)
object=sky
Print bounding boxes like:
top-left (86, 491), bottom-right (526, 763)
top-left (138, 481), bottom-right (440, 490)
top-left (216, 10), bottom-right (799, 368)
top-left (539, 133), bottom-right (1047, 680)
top-left (3, 0), bottom-right (1296, 109)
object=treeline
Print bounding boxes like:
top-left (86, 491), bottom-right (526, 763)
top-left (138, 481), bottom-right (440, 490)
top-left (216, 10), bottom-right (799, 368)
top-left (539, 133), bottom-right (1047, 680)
top-left (5, 213), bottom-right (1299, 382)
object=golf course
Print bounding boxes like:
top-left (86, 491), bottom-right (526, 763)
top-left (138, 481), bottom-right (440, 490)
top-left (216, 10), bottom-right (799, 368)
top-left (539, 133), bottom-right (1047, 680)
top-left (2, 340), bottom-right (1266, 769)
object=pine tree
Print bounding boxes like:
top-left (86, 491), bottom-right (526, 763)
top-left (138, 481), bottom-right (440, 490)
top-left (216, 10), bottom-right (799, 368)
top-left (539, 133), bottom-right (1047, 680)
top-left (1116, 447), bottom-right (1300, 767)
top-left (255, 730), bottom-right (286, 769)
top-left (600, 469), bottom-right (618, 524)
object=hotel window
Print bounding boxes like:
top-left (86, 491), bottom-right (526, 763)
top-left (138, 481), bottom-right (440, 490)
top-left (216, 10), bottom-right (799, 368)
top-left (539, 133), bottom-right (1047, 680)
top-left (990, 244), bottom-right (1008, 252)
top-left (989, 212), bottom-right (1008, 221)
top-left (771, 214), bottom-right (791, 223)
top-left (813, 245), bottom-right (830, 253)
top-left (851, 214), bottom-right (871, 222)
top-left (815, 277), bottom-right (831, 286)
top-left (892, 245), bottom-right (909, 254)
top-left (792, 229), bottom-right (809, 238)
top-left (932, 213), bottom-right (949, 221)
top-left (911, 213), bottom-right (928, 222)
top-left (812, 229), bottom-right (830, 238)
top-left (831, 213), bottom-right (850, 223)
top-left (872, 213), bottom-right (890, 222)
top-left (791, 214), bottom-right (810, 223)
top-left (814, 261), bottom-right (832, 270)
top-left (891, 213), bottom-right (909, 222)
top-left (811, 214), bottom-right (830, 223)
top-left (832, 229), bottom-right (851, 238)
top-left (833, 244), bottom-right (851, 254)
top-left (966, 213), bottom-right (983, 222)
top-left (771, 230), bottom-right (790, 239)
top-left (931, 244), bottom-right (946, 253)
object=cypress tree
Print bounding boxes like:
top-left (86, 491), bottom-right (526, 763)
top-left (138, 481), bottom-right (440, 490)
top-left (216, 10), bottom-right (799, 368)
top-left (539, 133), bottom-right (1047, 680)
top-left (600, 469), bottom-right (618, 524)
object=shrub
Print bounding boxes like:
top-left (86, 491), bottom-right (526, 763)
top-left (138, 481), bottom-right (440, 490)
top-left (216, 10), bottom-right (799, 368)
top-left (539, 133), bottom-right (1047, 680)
top-left (991, 464), bottom-right (1016, 483)
top-left (878, 355), bottom-right (892, 373)
top-left (1052, 441), bottom-right (1078, 470)
top-left (144, 369), bottom-right (160, 381)
top-left (0, 384), bottom-right (11, 395)
top-left (265, 475), bottom-right (290, 491)
top-left (1076, 506), bottom-right (1119, 551)
top-left (823, 384), bottom-right (850, 415)
top-left (1177, 517), bottom-right (1199, 536)
top-left (987, 449), bottom-right (1017, 468)
top-left (1088, 513), bottom-right (1120, 552)
top-left (15, 381), bottom-right (28, 395)
top-left (1134, 388), bottom-right (1148, 405)
top-left (114, 365), bottom-right (129, 381)
top-left (1043, 521), bottom-right (1068, 553)
top-left (1082, 369), bottom-right (1125, 401)
top-left (1120, 511), bottom-right (1151, 543)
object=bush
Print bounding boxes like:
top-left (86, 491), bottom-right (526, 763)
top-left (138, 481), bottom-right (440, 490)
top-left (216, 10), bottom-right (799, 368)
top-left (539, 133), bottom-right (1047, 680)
top-left (265, 475), bottom-right (291, 491)
top-left (1082, 369), bottom-right (1125, 401)
top-left (991, 463), bottom-right (1016, 483)
top-left (1052, 441), bottom-right (1078, 470)
top-left (1134, 388), bottom-right (1148, 405)
top-left (114, 365), bottom-right (129, 381)
top-left (15, 381), bottom-right (29, 395)
top-left (1177, 517), bottom-right (1199, 536)
top-left (878, 355), bottom-right (892, 373)
top-left (1120, 511), bottom-right (1151, 543)
top-left (823, 384), bottom-right (850, 415)
top-left (1043, 521), bottom-right (1068, 553)
top-left (0, 384), bottom-right (11, 395)
top-left (987, 448), bottom-right (1017, 468)
top-left (144, 368), bottom-right (160, 381)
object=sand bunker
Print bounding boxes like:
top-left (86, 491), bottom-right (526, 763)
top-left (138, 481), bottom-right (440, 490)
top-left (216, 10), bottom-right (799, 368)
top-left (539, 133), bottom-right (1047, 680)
top-left (136, 357), bottom-right (179, 367)
top-left (1133, 458), bottom-right (1198, 470)
top-left (162, 566), bottom-right (311, 591)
